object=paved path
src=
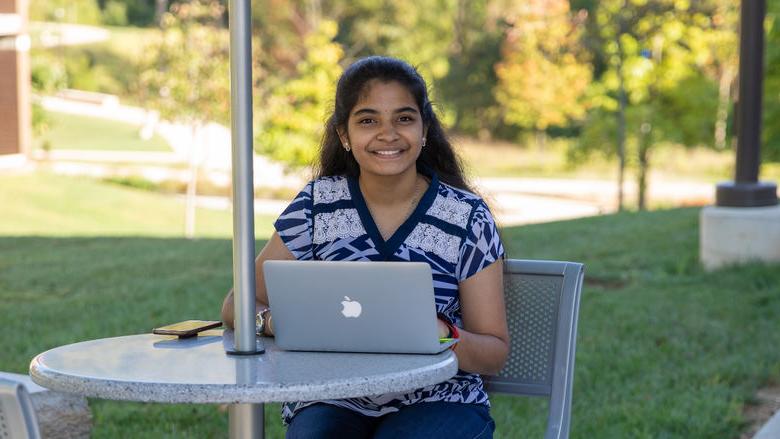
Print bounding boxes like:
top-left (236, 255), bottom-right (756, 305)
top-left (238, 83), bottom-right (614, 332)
top-left (34, 95), bottom-right (717, 226)
top-left (31, 22), bottom-right (110, 47)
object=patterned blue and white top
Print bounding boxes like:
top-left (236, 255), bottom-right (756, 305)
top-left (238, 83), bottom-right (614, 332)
top-left (274, 171), bottom-right (504, 425)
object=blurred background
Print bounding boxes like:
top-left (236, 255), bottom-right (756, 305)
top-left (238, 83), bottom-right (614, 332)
top-left (9, 0), bottom-right (780, 229)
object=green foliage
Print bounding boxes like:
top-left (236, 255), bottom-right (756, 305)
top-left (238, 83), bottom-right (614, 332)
top-left (256, 20), bottom-right (343, 167)
top-left (30, 42), bottom-right (134, 96)
top-left (30, 0), bottom-right (158, 26)
top-left (495, 0), bottom-right (592, 131)
top-left (436, 1), bottom-right (507, 137)
top-left (30, 0), bottom-right (103, 24)
top-left (30, 50), bottom-right (68, 93)
top-left (31, 103), bottom-right (53, 151)
top-left (578, 70), bottom-right (719, 157)
top-left (109, 0), bottom-right (159, 26)
top-left (101, 0), bottom-right (129, 26)
top-left (139, 0), bottom-right (230, 125)
top-left (764, 3), bottom-right (780, 162)
top-left (574, 0), bottom-right (735, 208)
top-left (335, 0), bottom-right (455, 82)
top-left (27, 0), bottom-right (753, 173)
top-left (64, 49), bottom-right (124, 92)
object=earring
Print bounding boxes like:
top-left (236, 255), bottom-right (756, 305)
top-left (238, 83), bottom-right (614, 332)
top-left (421, 137), bottom-right (426, 147)
top-left (343, 142), bottom-right (351, 152)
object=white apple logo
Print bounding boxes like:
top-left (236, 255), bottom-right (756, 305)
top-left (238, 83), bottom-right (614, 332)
top-left (341, 296), bottom-right (362, 318)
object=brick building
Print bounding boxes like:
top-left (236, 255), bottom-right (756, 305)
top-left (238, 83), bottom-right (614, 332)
top-left (0, 0), bottom-right (30, 156)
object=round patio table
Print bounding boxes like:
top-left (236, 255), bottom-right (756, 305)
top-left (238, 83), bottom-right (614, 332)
top-left (29, 329), bottom-right (458, 435)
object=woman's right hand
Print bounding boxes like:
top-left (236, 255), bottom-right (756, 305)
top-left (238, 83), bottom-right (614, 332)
top-left (437, 319), bottom-right (450, 338)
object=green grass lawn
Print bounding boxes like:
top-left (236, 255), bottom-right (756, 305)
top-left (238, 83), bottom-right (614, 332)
top-left (41, 111), bottom-right (171, 152)
top-left (457, 136), bottom-right (780, 183)
top-left (1, 172), bottom-right (779, 438)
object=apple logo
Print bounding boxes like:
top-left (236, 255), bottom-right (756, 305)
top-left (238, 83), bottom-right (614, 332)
top-left (341, 296), bottom-right (362, 318)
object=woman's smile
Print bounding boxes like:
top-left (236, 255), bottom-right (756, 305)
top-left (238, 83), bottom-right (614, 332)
top-left (371, 148), bottom-right (405, 157)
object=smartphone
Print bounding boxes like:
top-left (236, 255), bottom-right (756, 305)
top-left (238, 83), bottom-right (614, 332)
top-left (152, 320), bottom-right (223, 337)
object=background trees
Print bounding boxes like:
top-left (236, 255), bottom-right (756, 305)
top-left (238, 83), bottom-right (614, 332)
top-left (29, 0), bottom-right (777, 209)
top-left (139, 0), bottom-right (230, 237)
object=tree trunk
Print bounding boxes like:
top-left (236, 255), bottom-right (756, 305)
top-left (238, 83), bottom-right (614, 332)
top-left (535, 129), bottom-right (547, 151)
top-left (615, 44), bottom-right (627, 212)
top-left (155, 0), bottom-right (168, 26)
top-left (185, 124), bottom-right (200, 239)
top-left (637, 123), bottom-right (652, 211)
top-left (714, 66), bottom-right (734, 150)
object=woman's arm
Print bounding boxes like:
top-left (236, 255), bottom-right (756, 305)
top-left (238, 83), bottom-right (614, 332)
top-left (449, 259), bottom-right (509, 375)
top-left (221, 231), bottom-right (295, 333)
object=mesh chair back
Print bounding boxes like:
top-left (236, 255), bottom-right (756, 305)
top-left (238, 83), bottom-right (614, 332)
top-left (0, 378), bottom-right (41, 439)
top-left (483, 259), bottom-right (584, 439)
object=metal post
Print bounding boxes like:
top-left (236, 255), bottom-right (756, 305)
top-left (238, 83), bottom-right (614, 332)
top-left (228, 0), bottom-right (263, 436)
top-left (716, 0), bottom-right (777, 206)
top-left (734, 0), bottom-right (763, 184)
top-left (229, 404), bottom-right (265, 438)
top-left (228, 0), bottom-right (257, 355)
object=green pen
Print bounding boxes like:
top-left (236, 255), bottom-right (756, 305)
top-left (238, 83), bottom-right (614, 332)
top-left (439, 337), bottom-right (456, 343)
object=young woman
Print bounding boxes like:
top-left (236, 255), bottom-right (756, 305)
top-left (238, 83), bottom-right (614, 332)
top-left (222, 56), bottom-right (508, 439)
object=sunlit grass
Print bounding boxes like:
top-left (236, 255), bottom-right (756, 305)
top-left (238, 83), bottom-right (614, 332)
top-left (101, 25), bottom-right (162, 60)
top-left (454, 136), bottom-right (773, 184)
top-left (0, 172), bottom-right (274, 238)
top-left (41, 111), bottom-right (171, 152)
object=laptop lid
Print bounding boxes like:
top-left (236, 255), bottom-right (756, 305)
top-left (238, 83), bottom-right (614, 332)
top-left (263, 260), bottom-right (454, 354)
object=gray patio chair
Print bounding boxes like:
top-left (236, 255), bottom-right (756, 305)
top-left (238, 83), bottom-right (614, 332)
top-left (484, 259), bottom-right (585, 439)
top-left (0, 377), bottom-right (41, 439)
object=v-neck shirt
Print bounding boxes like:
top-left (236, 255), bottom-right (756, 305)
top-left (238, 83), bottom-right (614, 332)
top-left (348, 173), bottom-right (440, 259)
top-left (274, 171), bottom-right (505, 424)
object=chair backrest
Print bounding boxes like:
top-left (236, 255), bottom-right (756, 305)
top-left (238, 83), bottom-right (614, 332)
top-left (484, 259), bottom-right (584, 439)
top-left (0, 378), bottom-right (41, 439)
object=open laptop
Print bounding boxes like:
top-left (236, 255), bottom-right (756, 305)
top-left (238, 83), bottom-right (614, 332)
top-left (263, 260), bottom-right (456, 354)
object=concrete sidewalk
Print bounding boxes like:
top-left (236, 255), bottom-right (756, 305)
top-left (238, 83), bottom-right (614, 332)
top-left (754, 412), bottom-right (780, 439)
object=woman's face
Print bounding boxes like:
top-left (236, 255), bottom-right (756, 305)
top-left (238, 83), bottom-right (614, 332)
top-left (340, 80), bottom-right (426, 180)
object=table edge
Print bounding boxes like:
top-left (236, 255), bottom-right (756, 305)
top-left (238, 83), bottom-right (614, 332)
top-left (29, 351), bottom-right (458, 404)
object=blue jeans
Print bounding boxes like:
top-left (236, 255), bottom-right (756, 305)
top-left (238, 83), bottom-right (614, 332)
top-left (285, 401), bottom-right (495, 439)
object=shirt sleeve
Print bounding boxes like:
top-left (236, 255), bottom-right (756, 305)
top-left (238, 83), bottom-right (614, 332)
top-left (273, 181), bottom-right (314, 260)
top-left (456, 200), bottom-right (505, 281)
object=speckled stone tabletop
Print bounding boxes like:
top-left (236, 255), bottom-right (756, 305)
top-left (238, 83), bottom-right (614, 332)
top-left (29, 330), bottom-right (457, 404)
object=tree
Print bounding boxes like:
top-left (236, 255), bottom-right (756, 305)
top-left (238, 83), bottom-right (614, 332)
top-left (579, 0), bottom-right (728, 210)
top-left (494, 0), bottom-right (592, 147)
top-left (248, 0), bottom-right (455, 167)
top-left (437, 0), bottom-right (508, 138)
top-left (140, 0), bottom-right (230, 238)
top-left (764, 0), bottom-right (780, 162)
top-left (255, 19), bottom-right (343, 167)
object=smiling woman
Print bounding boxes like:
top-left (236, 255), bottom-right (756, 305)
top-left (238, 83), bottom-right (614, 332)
top-left (221, 56), bottom-right (508, 439)
top-left (337, 80), bottom-right (426, 181)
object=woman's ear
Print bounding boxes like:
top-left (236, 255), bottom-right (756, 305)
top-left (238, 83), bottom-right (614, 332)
top-left (336, 128), bottom-right (348, 146)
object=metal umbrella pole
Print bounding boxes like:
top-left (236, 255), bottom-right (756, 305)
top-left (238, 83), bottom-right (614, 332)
top-left (227, 0), bottom-right (264, 437)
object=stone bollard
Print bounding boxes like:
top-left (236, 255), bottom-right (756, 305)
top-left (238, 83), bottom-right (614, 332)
top-left (700, 205), bottom-right (780, 271)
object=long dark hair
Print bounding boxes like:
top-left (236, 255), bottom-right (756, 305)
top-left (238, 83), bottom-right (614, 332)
top-left (315, 56), bottom-right (473, 192)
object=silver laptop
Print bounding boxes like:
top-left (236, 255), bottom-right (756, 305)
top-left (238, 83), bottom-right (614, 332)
top-left (263, 260), bottom-right (456, 354)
